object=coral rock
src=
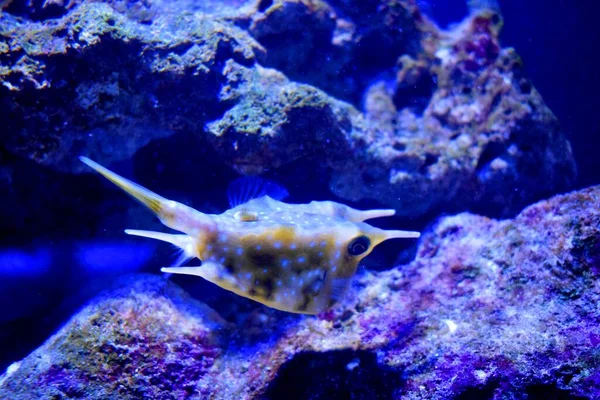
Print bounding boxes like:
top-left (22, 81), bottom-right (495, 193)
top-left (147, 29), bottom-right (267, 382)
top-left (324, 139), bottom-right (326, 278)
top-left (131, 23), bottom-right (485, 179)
top-left (330, 10), bottom-right (576, 217)
top-left (2, 186), bottom-right (598, 398)
top-left (0, 1), bottom-right (575, 227)
top-left (0, 274), bottom-right (230, 400)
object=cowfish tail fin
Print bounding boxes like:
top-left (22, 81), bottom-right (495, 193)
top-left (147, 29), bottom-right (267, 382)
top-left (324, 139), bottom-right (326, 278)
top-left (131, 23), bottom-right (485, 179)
top-left (80, 156), bottom-right (215, 235)
top-left (79, 157), bottom-right (165, 214)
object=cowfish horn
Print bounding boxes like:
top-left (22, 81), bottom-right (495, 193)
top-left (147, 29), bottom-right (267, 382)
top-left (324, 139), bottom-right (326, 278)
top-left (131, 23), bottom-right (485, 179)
top-left (368, 226), bottom-right (421, 248)
top-left (350, 208), bottom-right (397, 222)
top-left (381, 229), bottom-right (421, 240)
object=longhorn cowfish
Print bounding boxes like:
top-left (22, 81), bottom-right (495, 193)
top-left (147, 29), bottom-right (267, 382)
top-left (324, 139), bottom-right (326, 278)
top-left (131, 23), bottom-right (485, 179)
top-left (80, 157), bottom-right (420, 314)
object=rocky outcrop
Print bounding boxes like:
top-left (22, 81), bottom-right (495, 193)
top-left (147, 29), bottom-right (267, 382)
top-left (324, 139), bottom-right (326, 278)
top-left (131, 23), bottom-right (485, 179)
top-left (2, 185), bottom-right (598, 399)
top-left (0, 1), bottom-right (575, 236)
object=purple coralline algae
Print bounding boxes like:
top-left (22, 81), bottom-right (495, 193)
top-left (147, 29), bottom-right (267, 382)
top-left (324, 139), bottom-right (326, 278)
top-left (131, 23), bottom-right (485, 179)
top-left (0, 275), bottom-right (230, 399)
top-left (1, 185), bottom-right (598, 399)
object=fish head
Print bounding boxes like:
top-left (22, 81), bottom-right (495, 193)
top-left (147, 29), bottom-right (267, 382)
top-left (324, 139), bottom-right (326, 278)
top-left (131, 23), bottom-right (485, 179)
top-left (324, 219), bottom-right (420, 278)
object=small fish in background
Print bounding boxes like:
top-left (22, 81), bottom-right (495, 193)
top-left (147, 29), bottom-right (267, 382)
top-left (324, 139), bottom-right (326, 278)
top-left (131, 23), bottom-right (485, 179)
top-left (80, 157), bottom-right (420, 314)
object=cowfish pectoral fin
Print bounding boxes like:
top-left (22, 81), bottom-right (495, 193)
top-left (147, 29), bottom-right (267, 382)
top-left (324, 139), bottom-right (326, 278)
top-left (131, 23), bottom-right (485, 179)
top-left (80, 156), bottom-right (216, 235)
top-left (330, 277), bottom-right (352, 303)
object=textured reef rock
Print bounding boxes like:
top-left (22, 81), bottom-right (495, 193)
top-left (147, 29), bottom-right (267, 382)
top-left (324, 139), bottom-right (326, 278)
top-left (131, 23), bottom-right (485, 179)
top-left (0, 2), bottom-right (591, 397)
top-left (332, 9), bottom-right (577, 217)
top-left (0, 274), bottom-right (231, 399)
top-left (0, 0), bottom-right (575, 235)
top-left (2, 185), bottom-right (598, 399)
top-left (0, 1), bottom-right (263, 172)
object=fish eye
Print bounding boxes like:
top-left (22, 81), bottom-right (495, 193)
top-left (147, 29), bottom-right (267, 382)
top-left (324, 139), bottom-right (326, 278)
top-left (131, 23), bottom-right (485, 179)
top-left (347, 236), bottom-right (371, 256)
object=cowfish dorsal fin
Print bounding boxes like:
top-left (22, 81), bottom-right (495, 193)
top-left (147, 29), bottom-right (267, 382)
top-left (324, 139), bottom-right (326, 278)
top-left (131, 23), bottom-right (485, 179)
top-left (227, 176), bottom-right (289, 208)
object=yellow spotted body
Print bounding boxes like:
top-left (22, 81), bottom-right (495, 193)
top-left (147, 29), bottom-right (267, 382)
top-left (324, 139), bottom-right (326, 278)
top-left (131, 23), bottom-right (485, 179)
top-left (80, 157), bottom-right (420, 314)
